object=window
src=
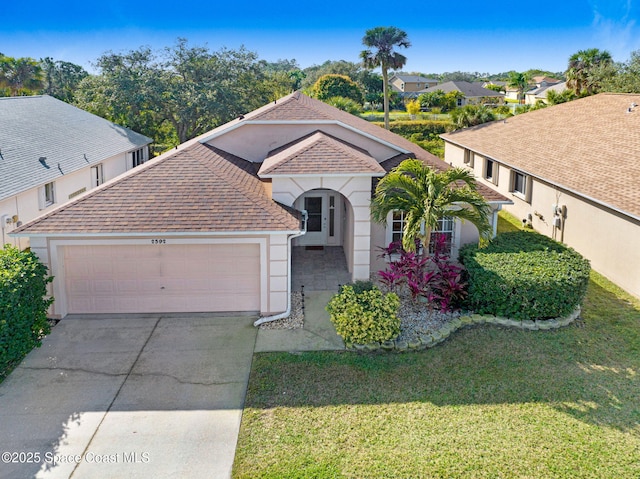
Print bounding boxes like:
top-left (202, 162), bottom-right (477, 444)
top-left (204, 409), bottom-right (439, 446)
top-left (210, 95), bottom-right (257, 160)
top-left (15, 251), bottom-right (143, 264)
top-left (91, 164), bottom-right (104, 188)
top-left (131, 147), bottom-right (147, 168)
top-left (463, 149), bottom-right (475, 168)
top-left (457, 98), bottom-right (463, 106)
top-left (39, 182), bottom-right (55, 209)
top-left (388, 211), bottom-right (455, 254)
top-left (484, 158), bottom-right (499, 185)
top-left (391, 211), bottom-right (406, 244)
top-left (511, 170), bottom-right (532, 202)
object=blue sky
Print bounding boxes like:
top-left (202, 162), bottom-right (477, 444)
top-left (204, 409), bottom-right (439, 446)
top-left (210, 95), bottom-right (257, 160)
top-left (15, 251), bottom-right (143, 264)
top-left (2, 0), bottom-right (639, 74)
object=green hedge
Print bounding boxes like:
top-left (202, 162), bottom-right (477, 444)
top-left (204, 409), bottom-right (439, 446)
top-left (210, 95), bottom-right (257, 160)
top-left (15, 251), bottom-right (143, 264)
top-left (326, 285), bottom-right (400, 345)
top-left (459, 231), bottom-right (590, 321)
top-left (371, 120), bottom-right (451, 137)
top-left (1, 246), bottom-right (54, 377)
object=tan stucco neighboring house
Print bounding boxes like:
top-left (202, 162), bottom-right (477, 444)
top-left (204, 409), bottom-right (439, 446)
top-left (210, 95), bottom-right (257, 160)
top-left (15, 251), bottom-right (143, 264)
top-left (442, 93), bottom-right (640, 299)
top-left (0, 95), bottom-right (152, 249)
top-left (524, 81), bottom-right (568, 105)
top-left (389, 74), bottom-right (439, 94)
top-left (13, 92), bottom-right (509, 319)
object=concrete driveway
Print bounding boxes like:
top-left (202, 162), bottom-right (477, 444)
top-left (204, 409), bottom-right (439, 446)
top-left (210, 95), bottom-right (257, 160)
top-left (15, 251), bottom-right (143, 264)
top-left (0, 314), bottom-right (257, 479)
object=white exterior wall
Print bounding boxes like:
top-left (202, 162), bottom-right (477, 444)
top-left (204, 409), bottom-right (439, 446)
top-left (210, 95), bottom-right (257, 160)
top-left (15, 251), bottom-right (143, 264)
top-left (445, 141), bottom-right (640, 299)
top-left (207, 124), bottom-right (401, 163)
top-left (1, 151), bottom-right (134, 249)
top-left (271, 175), bottom-right (374, 281)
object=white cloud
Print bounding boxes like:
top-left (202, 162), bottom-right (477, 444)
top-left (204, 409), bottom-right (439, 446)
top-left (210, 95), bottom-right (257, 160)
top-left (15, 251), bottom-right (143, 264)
top-left (590, 0), bottom-right (640, 60)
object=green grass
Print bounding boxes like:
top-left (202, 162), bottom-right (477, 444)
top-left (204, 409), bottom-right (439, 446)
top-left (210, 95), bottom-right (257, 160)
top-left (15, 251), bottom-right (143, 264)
top-left (233, 259), bottom-right (640, 477)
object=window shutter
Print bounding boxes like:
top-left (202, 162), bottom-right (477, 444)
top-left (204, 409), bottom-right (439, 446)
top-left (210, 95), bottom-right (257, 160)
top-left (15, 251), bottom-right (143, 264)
top-left (38, 186), bottom-right (45, 210)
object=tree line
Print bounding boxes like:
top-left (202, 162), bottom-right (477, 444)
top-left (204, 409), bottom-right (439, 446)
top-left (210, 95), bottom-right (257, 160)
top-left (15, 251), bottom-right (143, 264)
top-left (2, 38), bottom-right (639, 152)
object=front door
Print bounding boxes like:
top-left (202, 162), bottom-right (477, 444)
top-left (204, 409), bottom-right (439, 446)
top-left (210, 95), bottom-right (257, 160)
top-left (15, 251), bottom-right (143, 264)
top-left (295, 191), bottom-right (341, 246)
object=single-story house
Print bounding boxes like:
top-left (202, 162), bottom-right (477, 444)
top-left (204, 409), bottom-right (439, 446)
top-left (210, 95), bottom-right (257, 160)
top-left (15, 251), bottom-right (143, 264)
top-left (13, 92), bottom-right (509, 319)
top-left (442, 93), bottom-right (640, 299)
top-left (505, 76), bottom-right (562, 103)
top-left (420, 81), bottom-right (505, 106)
top-left (389, 74), bottom-right (439, 95)
top-left (0, 95), bottom-right (152, 249)
top-left (524, 81), bottom-right (568, 105)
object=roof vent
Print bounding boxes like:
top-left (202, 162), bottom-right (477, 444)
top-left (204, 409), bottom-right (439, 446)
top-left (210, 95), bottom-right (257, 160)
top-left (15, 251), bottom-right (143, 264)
top-left (38, 157), bottom-right (50, 168)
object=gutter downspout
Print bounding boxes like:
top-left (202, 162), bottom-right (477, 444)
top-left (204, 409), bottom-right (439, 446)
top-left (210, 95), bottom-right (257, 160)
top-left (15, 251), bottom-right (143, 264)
top-left (254, 210), bottom-right (308, 326)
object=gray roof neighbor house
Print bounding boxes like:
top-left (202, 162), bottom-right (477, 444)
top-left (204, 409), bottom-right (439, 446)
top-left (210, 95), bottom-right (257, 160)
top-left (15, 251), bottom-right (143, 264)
top-left (0, 95), bottom-right (152, 202)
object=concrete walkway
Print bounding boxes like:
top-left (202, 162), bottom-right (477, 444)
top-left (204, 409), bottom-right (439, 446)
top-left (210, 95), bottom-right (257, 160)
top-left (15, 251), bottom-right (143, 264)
top-left (255, 291), bottom-right (345, 352)
top-left (0, 314), bottom-right (257, 479)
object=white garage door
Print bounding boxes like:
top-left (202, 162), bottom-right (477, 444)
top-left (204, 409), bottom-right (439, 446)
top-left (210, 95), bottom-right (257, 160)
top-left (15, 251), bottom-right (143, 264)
top-left (63, 243), bottom-right (260, 314)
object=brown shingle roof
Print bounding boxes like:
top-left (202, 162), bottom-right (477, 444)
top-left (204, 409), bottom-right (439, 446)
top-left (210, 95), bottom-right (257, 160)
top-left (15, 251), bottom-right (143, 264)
top-left (243, 93), bottom-right (508, 203)
top-left (441, 93), bottom-right (640, 219)
top-left (15, 143), bottom-right (301, 235)
top-left (259, 130), bottom-right (386, 176)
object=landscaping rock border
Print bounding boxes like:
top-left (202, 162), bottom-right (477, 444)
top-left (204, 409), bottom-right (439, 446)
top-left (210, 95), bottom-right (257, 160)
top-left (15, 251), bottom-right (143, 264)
top-left (345, 306), bottom-right (582, 352)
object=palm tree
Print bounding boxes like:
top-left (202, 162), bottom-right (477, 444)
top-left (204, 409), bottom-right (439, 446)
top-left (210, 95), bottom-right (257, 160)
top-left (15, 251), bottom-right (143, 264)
top-left (360, 26), bottom-right (411, 130)
top-left (566, 48), bottom-right (613, 96)
top-left (371, 159), bottom-right (491, 253)
top-left (507, 71), bottom-right (529, 104)
top-left (0, 55), bottom-right (44, 96)
top-left (450, 105), bottom-right (496, 129)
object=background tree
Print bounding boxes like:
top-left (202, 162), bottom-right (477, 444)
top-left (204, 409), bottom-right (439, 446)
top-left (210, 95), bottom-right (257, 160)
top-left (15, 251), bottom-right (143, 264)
top-left (371, 159), bottom-right (491, 253)
top-left (75, 39), bottom-right (270, 149)
top-left (324, 96), bottom-right (362, 115)
top-left (313, 74), bottom-right (363, 104)
top-left (545, 88), bottom-right (577, 105)
top-left (360, 26), bottom-right (411, 129)
top-left (565, 48), bottom-right (613, 96)
top-left (442, 90), bottom-right (465, 111)
top-left (0, 54), bottom-right (44, 96)
top-left (484, 83), bottom-right (505, 93)
top-left (418, 89), bottom-right (446, 110)
top-left (600, 50), bottom-right (640, 93)
top-left (507, 71), bottom-right (529, 104)
top-left (40, 57), bottom-right (88, 102)
top-left (301, 60), bottom-right (362, 90)
top-left (450, 105), bottom-right (496, 129)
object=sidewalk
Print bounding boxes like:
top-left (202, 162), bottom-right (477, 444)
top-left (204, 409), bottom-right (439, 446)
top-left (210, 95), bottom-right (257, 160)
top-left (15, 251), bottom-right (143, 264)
top-left (254, 291), bottom-right (345, 352)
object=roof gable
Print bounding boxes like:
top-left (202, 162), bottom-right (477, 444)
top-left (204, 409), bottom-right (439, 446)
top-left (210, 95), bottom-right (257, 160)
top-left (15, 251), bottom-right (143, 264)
top-left (441, 93), bottom-right (640, 219)
top-left (258, 131), bottom-right (386, 176)
top-left (0, 95), bottom-right (152, 201)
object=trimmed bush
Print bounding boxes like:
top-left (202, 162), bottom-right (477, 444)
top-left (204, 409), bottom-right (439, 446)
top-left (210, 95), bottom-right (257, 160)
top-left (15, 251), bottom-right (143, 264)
top-left (459, 231), bottom-right (590, 321)
top-left (1, 246), bottom-right (54, 377)
top-left (326, 285), bottom-right (400, 345)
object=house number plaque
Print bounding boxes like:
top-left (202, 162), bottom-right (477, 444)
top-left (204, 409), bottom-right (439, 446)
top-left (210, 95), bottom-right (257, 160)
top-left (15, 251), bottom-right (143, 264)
top-left (150, 239), bottom-right (167, 244)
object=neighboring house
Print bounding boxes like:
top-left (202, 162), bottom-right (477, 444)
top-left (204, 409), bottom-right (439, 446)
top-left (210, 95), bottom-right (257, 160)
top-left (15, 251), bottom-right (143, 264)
top-left (13, 92), bottom-right (509, 319)
top-left (506, 76), bottom-right (562, 102)
top-left (421, 81), bottom-right (505, 106)
top-left (531, 76), bottom-right (562, 87)
top-left (389, 75), bottom-right (439, 95)
top-left (0, 95), bottom-right (152, 249)
top-left (442, 93), bottom-right (640, 299)
top-left (525, 81), bottom-right (568, 105)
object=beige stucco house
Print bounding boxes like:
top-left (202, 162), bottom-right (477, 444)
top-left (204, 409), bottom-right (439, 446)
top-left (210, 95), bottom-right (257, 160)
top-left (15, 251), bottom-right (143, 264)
top-left (0, 95), bottom-right (151, 249)
top-left (13, 92), bottom-right (508, 319)
top-left (442, 93), bottom-right (640, 299)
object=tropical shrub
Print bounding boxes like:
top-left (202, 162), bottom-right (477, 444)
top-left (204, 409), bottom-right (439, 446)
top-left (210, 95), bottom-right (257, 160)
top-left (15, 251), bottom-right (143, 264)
top-left (459, 231), bottom-right (591, 320)
top-left (326, 285), bottom-right (400, 345)
top-left (325, 96), bottom-right (362, 115)
top-left (378, 234), bottom-right (467, 311)
top-left (1, 246), bottom-right (54, 377)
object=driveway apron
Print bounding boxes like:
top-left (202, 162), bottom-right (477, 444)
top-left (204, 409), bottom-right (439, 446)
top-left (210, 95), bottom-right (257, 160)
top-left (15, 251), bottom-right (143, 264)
top-left (0, 314), bottom-right (257, 479)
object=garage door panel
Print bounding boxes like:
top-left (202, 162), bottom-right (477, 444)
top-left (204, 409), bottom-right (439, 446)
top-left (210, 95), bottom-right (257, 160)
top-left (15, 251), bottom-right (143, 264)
top-left (64, 244), bottom-right (261, 314)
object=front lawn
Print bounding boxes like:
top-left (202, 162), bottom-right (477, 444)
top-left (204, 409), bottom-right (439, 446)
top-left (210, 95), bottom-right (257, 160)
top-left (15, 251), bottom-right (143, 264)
top-left (233, 270), bottom-right (640, 478)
